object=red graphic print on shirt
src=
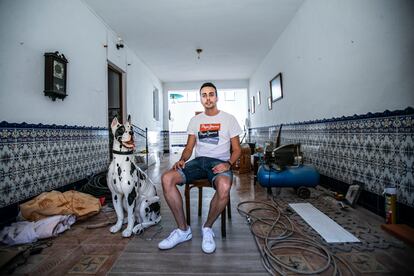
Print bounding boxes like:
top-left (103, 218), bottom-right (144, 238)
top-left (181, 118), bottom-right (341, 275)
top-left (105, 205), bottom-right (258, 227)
top-left (198, 123), bottom-right (221, 144)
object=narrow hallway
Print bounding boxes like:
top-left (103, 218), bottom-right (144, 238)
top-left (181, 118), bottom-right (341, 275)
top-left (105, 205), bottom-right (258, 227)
top-left (2, 151), bottom-right (413, 275)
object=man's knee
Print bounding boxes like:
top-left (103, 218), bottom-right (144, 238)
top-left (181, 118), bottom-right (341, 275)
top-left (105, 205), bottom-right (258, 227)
top-left (161, 171), bottom-right (172, 189)
top-left (161, 170), bottom-right (181, 189)
top-left (215, 177), bottom-right (231, 200)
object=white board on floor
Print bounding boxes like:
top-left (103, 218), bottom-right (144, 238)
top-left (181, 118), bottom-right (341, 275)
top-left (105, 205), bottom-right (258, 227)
top-left (289, 203), bottom-right (360, 243)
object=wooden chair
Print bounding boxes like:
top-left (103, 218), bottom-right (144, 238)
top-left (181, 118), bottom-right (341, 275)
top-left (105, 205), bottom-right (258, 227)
top-left (184, 179), bottom-right (231, 237)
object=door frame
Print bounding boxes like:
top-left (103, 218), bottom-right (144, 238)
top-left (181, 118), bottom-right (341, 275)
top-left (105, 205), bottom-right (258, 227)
top-left (107, 62), bottom-right (126, 159)
top-left (108, 63), bottom-right (125, 123)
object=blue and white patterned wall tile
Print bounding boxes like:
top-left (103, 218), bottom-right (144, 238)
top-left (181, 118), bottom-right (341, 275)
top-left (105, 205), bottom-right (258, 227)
top-left (0, 122), bottom-right (110, 207)
top-left (249, 108), bottom-right (414, 207)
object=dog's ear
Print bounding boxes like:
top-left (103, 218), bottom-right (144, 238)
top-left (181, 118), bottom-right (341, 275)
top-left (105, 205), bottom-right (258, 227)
top-left (127, 114), bottom-right (131, 124)
top-left (111, 117), bottom-right (119, 128)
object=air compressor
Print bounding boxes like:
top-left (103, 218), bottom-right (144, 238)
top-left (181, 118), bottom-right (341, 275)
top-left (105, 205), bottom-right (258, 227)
top-left (256, 143), bottom-right (319, 198)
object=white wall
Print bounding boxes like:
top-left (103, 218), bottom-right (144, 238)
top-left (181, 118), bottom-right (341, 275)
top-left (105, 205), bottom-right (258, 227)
top-left (126, 47), bottom-right (163, 131)
top-left (0, 0), bottom-right (162, 130)
top-left (249, 0), bottom-right (414, 127)
top-left (0, 0), bottom-right (107, 126)
top-left (163, 79), bottom-right (249, 130)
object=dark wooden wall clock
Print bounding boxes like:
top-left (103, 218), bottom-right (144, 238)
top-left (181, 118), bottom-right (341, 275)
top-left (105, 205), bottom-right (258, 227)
top-left (44, 51), bottom-right (68, 101)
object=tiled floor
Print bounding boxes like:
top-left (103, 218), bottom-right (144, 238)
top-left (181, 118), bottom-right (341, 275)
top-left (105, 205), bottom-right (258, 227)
top-left (0, 210), bottom-right (129, 275)
top-left (1, 152), bottom-right (414, 275)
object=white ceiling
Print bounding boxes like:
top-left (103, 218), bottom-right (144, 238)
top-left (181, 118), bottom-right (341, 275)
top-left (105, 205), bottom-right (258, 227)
top-left (83, 0), bottom-right (304, 82)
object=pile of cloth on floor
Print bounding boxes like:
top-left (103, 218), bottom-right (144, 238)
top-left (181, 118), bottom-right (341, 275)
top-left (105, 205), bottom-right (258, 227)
top-left (0, 215), bottom-right (75, 245)
top-left (0, 190), bottom-right (101, 245)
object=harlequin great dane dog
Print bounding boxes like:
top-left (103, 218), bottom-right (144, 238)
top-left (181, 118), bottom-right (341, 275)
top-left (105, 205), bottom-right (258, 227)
top-left (108, 115), bottom-right (161, 237)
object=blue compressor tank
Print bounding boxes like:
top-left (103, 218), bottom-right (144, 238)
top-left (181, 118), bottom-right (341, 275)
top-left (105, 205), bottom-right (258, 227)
top-left (257, 164), bottom-right (319, 188)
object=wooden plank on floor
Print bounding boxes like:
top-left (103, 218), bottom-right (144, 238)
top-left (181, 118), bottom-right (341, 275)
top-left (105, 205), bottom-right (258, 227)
top-left (109, 273), bottom-right (269, 276)
top-left (109, 252), bottom-right (266, 274)
top-left (289, 203), bottom-right (360, 243)
top-left (381, 224), bottom-right (414, 247)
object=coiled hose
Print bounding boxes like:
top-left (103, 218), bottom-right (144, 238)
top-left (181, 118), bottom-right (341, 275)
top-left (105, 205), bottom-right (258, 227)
top-left (79, 171), bottom-right (112, 201)
top-left (237, 198), bottom-right (355, 276)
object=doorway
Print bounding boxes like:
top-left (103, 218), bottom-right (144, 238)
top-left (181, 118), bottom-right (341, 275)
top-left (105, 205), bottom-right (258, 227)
top-left (108, 65), bottom-right (123, 155)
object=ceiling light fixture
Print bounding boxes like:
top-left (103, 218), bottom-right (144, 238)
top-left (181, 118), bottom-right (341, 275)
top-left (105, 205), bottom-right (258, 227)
top-left (196, 48), bottom-right (203, 59)
top-left (116, 37), bottom-right (124, 50)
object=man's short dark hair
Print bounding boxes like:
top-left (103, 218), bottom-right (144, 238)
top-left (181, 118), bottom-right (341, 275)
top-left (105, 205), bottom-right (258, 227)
top-left (200, 82), bottom-right (217, 95)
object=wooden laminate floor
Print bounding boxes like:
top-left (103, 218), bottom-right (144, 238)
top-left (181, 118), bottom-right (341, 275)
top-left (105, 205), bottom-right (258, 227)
top-left (108, 152), bottom-right (268, 275)
top-left (1, 152), bottom-right (414, 275)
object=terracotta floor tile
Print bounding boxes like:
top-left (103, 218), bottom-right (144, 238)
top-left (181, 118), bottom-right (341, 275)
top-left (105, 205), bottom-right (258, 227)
top-left (1, 153), bottom-right (413, 276)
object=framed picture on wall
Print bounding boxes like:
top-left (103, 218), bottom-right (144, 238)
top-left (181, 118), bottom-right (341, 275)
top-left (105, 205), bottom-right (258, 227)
top-left (250, 96), bottom-right (255, 114)
top-left (270, 72), bottom-right (283, 102)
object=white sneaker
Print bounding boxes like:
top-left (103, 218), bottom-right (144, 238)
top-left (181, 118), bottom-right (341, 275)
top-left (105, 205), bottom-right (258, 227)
top-left (158, 227), bottom-right (192, 250)
top-left (201, 227), bottom-right (216, 254)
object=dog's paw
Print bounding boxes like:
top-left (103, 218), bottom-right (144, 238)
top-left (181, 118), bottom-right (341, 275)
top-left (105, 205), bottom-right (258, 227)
top-left (133, 225), bottom-right (144, 235)
top-left (122, 228), bottom-right (133, 237)
top-left (110, 223), bottom-right (122, 233)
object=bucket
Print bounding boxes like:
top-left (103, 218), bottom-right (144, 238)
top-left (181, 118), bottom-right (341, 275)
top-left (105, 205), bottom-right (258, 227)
top-left (247, 143), bottom-right (256, 154)
top-left (384, 187), bottom-right (397, 224)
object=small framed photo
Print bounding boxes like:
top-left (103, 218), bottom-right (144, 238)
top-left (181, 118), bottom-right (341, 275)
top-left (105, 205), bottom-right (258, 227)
top-left (250, 96), bottom-right (255, 114)
top-left (270, 72), bottom-right (283, 102)
top-left (267, 96), bottom-right (272, 110)
top-left (257, 91), bottom-right (261, 105)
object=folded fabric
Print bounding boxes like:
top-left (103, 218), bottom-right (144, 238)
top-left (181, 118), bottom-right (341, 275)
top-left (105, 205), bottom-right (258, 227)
top-left (34, 214), bottom-right (76, 239)
top-left (0, 215), bottom-right (76, 245)
top-left (0, 221), bottom-right (37, 245)
top-left (20, 190), bottom-right (101, 221)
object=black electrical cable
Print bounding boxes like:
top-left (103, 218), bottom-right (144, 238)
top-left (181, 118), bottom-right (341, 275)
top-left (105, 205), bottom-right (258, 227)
top-left (79, 171), bottom-right (112, 201)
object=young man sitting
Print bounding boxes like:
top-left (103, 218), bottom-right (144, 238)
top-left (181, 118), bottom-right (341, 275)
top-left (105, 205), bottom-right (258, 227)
top-left (159, 82), bottom-right (242, 253)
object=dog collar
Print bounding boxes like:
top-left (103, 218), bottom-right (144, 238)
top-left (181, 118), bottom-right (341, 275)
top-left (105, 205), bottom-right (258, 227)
top-left (112, 150), bottom-right (134, 155)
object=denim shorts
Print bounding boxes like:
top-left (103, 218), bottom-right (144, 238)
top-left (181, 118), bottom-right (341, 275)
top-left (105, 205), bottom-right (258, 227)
top-left (177, 156), bottom-right (233, 188)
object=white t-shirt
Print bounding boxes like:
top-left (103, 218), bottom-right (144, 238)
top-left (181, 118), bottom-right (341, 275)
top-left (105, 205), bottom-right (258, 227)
top-left (187, 111), bottom-right (242, 161)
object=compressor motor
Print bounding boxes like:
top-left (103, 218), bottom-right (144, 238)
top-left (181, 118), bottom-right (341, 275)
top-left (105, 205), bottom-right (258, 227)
top-left (264, 143), bottom-right (303, 170)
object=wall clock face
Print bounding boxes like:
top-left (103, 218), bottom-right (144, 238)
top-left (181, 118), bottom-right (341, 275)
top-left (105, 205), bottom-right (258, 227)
top-left (53, 60), bottom-right (64, 79)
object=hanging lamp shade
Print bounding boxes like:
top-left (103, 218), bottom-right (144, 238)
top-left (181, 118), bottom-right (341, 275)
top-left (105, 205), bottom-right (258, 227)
top-left (169, 93), bottom-right (184, 100)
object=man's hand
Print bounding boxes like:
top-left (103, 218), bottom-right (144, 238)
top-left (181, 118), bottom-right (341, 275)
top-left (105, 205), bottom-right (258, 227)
top-left (173, 159), bottom-right (186, 170)
top-left (172, 135), bottom-right (195, 170)
top-left (212, 162), bottom-right (231, 174)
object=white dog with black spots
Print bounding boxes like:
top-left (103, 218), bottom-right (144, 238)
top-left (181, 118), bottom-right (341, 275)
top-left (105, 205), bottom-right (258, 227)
top-left (107, 115), bottom-right (161, 237)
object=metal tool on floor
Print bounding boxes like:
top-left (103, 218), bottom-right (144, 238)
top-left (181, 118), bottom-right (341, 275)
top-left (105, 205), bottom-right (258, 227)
top-left (4, 240), bottom-right (52, 274)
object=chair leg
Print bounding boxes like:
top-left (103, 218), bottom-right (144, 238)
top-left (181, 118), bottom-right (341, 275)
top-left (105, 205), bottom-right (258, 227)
top-left (198, 187), bottom-right (203, 217)
top-left (221, 208), bottom-right (226, 238)
top-left (227, 198), bottom-right (231, 219)
top-left (185, 185), bottom-right (191, 226)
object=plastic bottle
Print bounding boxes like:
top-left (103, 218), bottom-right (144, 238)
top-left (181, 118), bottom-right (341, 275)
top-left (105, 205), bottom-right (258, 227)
top-left (383, 187), bottom-right (397, 224)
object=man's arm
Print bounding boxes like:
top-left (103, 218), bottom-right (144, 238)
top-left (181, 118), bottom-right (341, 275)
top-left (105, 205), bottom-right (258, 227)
top-left (227, 115), bottom-right (242, 168)
top-left (172, 134), bottom-right (196, 170)
top-left (228, 135), bottom-right (242, 166)
top-left (211, 135), bottom-right (241, 174)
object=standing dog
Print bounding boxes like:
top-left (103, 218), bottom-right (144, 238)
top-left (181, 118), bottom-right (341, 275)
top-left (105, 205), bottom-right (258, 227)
top-left (107, 115), bottom-right (161, 237)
